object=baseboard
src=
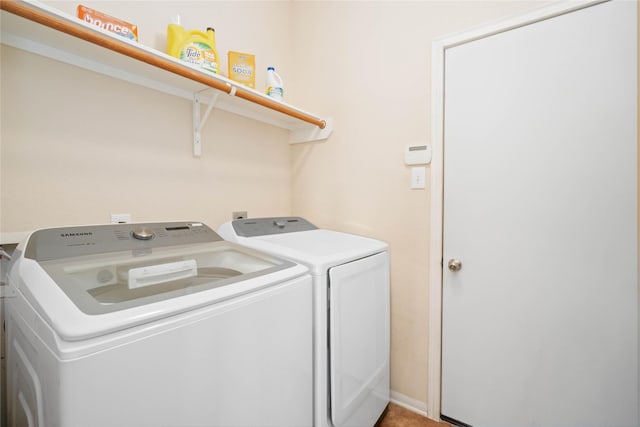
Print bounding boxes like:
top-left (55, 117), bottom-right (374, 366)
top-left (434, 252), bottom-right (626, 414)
top-left (389, 390), bottom-right (429, 418)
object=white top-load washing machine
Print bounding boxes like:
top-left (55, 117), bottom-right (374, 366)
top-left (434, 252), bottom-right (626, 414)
top-left (5, 221), bottom-right (313, 427)
top-left (218, 217), bottom-right (390, 427)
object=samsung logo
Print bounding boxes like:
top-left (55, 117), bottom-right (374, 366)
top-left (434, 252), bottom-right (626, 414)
top-left (60, 232), bottom-right (93, 237)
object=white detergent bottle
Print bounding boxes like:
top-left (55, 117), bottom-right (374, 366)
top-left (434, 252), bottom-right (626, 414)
top-left (266, 67), bottom-right (284, 101)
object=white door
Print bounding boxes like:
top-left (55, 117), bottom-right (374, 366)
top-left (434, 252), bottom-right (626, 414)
top-left (441, 1), bottom-right (637, 426)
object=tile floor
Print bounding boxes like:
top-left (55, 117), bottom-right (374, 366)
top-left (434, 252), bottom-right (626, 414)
top-left (377, 403), bottom-right (450, 427)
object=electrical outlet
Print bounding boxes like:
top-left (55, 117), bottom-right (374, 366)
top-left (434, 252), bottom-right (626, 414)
top-left (110, 213), bottom-right (131, 224)
top-left (232, 211), bottom-right (247, 220)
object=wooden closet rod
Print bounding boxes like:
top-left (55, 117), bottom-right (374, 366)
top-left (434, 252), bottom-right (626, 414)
top-left (1, 0), bottom-right (327, 130)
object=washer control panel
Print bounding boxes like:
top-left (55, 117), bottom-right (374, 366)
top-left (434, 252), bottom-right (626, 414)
top-left (25, 222), bottom-right (221, 261)
top-left (232, 217), bottom-right (317, 237)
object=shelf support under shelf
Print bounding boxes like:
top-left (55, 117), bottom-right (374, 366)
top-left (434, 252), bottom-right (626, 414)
top-left (290, 118), bottom-right (334, 144)
top-left (193, 92), bottom-right (220, 157)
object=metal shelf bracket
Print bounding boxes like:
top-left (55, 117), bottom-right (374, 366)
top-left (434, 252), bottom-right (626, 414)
top-left (193, 92), bottom-right (220, 157)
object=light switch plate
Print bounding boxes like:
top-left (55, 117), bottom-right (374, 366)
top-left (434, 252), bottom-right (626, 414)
top-left (411, 167), bottom-right (426, 189)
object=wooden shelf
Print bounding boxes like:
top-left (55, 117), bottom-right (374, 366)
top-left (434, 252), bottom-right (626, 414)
top-left (0, 0), bottom-right (333, 154)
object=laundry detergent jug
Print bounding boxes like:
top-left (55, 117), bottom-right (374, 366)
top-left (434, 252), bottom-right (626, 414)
top-left (167, 15), bottom-right (220, 74)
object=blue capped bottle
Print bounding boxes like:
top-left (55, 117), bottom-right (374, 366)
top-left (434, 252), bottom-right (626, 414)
top-left (265, 67), bottom-right (284, 101)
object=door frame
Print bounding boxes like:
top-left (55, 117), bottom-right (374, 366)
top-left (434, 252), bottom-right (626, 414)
top-left (426, 0), bottom-right (608, 420)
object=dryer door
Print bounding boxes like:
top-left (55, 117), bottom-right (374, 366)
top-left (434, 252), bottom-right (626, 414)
top-left (329, 251), bottom-right (390, 427)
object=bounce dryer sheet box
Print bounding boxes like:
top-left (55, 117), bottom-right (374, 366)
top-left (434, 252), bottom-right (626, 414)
top-left (228, 51), bottom-right (256, 89)
top-left (77, 5), bottom-right (139, 41)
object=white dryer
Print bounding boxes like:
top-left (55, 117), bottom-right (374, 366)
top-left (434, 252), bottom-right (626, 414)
top-left (218, 217), bottom-right (390, 427)
top-left (5, 221), bottom-right (313, 427)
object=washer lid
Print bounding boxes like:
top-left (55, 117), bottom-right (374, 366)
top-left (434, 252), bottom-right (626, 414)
top-left (11, 222), bottom-right (306, 340)
top-left (35, 240), bottom-right (295, 315)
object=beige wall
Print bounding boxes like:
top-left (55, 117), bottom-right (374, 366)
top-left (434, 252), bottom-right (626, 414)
top-left (289, 1), bottom-right (551, 405)
top-left (1, 1), bottom-right (294, 232)
top-left (2, 0), bottom-right (634, 414)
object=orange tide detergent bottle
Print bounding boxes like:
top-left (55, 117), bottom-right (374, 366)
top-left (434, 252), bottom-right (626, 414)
top-left (167, 15), bottom-right (220, 74)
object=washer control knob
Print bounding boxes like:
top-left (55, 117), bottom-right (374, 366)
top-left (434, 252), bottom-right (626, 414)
top-left (132, 226), bottom-right (154, 241)
top-left (274, 220), bottom-right (286, 228)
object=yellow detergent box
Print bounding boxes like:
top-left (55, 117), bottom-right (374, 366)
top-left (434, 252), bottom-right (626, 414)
top-left (228, 51), bottom-right (255, 89)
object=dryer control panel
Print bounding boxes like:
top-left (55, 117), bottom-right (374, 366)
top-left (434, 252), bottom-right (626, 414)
top-left (232, 217), bottom-right (317, 237)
